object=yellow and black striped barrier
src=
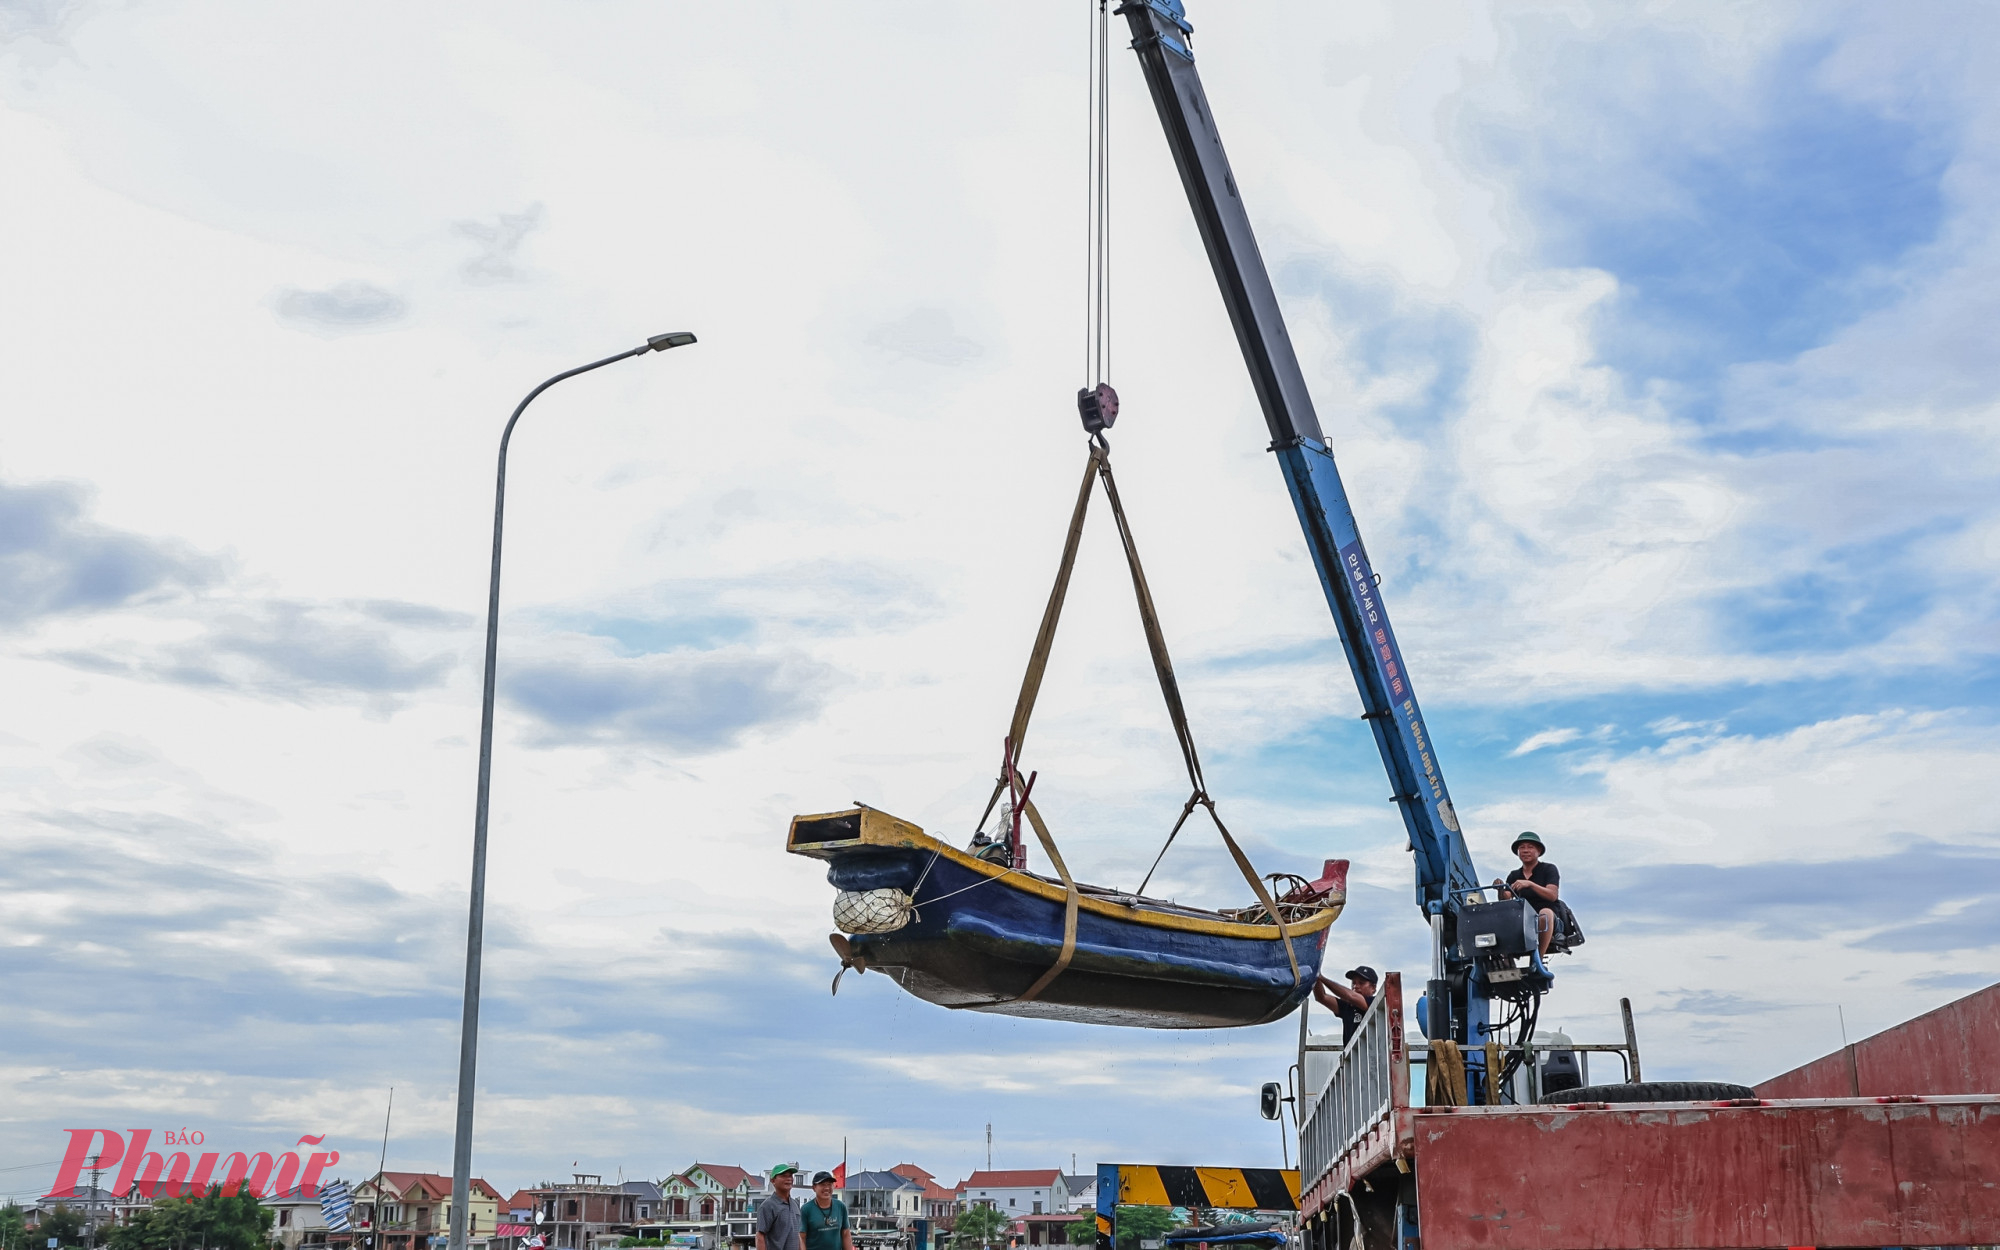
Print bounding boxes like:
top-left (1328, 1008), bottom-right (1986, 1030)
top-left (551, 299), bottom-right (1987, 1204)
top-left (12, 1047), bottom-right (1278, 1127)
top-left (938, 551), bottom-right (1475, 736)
top-left (1094, 1165), bottom-right (1300, 1250)
top-left (1115, 1165), bottom-right (1299, 1212)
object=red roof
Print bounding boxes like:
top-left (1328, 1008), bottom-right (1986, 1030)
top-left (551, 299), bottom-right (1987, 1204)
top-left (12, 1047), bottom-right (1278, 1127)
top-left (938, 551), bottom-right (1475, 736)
top-left (375, 1174), bottom-right (501, 1202)
top-left (957, 1170), bottom-right (1062, 1190)
top-left (889, 1165), bottom-right (955, 1203)
top-left (688, 1164), bottom-right (755, 1190)
top-left (505, 1190), bottom-right (539, 1213)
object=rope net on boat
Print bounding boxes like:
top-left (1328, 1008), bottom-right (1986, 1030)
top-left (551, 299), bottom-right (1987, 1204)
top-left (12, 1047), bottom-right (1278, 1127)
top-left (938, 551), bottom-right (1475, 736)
top-left (833, 888), bottom-right (914, 935)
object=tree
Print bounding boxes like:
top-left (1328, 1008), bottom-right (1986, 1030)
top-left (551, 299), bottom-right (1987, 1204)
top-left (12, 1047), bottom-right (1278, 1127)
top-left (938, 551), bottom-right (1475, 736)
top-left (1065, 1218), bottom-right (1097, 1245)
top-left (954, 1204), bottom-right (1009, 1250)
top-left (39, 1206), bottom-right (86, 1249)
top-left (1111, 1207), bottom-right (1176, 1250)
top-left (1, 1203), bottom-right (28, 1250)
top-left (105, 1187), bottom-right (274, 1250)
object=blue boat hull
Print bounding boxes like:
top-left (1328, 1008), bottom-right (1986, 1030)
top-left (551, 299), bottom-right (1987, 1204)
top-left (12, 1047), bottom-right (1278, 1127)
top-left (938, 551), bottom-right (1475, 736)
top-left (799, 814), bottom-right (1338, 1029)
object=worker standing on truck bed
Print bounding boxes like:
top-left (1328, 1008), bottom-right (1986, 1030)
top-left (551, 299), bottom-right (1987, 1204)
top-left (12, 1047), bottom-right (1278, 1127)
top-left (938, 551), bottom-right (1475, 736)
top-left (1496, 832), bottom-right (1560, 957)
top-left (1315, 965), bottom-right (1379, 1042)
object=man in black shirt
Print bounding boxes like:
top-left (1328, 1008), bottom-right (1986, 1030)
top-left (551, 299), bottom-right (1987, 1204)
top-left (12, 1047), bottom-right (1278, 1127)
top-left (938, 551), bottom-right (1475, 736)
top-left (1313, 965), bottom-right (1379, 1043)
top-left (1496, 832), bottom-right (1560, 957)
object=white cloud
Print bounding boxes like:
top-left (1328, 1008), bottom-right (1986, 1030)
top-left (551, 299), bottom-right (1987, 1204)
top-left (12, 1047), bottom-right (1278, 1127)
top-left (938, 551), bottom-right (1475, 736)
top-left (1509, 727), bottom-right (1581, 756)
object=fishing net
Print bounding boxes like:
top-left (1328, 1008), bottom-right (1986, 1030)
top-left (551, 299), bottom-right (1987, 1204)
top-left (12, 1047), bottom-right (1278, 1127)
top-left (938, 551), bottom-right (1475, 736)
top-left (833, 888), bottom-right (914, 934)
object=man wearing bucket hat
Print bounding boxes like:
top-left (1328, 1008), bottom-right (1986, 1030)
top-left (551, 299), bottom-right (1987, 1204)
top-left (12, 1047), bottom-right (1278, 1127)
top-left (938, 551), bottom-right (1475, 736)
top-left (1494, 832), bottom-right (1561, 957)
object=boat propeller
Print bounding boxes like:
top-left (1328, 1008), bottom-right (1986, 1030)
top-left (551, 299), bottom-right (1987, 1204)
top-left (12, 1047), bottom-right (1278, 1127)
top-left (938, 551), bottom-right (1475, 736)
top-left (829, 932), bottom-right (869, 995)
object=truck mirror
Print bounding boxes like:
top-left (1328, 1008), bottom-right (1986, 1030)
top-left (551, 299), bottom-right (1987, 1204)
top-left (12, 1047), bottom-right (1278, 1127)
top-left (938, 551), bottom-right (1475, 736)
top-left (1259, 1081), bottom-right (1283, 1120)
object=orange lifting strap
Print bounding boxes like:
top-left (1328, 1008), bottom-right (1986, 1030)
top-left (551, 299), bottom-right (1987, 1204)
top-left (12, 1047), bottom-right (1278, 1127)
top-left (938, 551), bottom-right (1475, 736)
top-left (975, 440), bottom-right (1299, 1005)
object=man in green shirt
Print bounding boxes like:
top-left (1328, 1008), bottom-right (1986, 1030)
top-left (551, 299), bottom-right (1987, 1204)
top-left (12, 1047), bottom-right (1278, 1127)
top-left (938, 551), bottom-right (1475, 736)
top-left (801, 1172), bottom-right (853, 1250)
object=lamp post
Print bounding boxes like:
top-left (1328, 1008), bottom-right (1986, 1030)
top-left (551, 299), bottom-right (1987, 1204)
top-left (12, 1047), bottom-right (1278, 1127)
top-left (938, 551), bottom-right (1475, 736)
top-left (448, 332), bottom-right (699, 1250)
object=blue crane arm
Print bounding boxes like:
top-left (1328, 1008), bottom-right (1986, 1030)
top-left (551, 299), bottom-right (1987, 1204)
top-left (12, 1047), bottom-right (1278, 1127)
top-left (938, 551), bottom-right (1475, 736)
top-left (1116, 0), bottom-right (1482, 916)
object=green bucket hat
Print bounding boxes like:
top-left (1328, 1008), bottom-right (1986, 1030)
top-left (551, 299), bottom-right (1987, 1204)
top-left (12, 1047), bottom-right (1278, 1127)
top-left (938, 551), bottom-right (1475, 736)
top-left (1511, 831), bottom-right (1545, 853)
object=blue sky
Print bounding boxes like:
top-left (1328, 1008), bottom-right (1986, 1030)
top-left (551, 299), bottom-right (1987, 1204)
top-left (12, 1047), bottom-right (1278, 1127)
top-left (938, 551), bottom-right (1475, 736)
top-left (2, 0), bottom-right (1997, 1202)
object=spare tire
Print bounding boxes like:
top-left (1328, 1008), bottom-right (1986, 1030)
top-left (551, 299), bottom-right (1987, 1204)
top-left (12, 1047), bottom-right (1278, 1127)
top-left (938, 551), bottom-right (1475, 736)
top-left (1539, 1080), bottom-right (1756, 1105)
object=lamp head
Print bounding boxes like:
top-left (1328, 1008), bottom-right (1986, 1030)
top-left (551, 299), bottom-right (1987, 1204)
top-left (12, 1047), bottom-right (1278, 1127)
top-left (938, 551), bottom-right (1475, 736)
top-left (647, 332), bottom-right (698, 352)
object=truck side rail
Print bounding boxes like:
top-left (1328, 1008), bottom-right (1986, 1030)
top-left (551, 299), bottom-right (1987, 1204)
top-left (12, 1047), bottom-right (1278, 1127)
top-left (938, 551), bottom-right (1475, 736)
top-left (1300, 972), bottom-right (1409, 1208)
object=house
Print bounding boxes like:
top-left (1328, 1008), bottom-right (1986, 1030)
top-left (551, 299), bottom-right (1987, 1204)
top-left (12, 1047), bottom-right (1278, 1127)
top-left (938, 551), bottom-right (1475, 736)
top-left (622, 1182), bottom-right (664, 1225)
top-left (657, 1164), bottom-right (771, 1248)
top-left (22, 1187), bottom-right (122, 1239)
top-left (262, 1184), bottom-right (334, 1250)
top-left (350, 1172), bottom-right (504, 1250)
top-left (954, 1172), bottom-right (1069, 1219)
top-left (35, 1181), bottom-right (241, 1226)
top-left (489, 1193), bottom-right (536, 1250)
top-left (516, 1175), bottom-right (640, 1250)
top-left (659, 1164), bottom-right (762, 1222)
top-left (836, 1171), bottom-right (923, 1239)
top-left (1058, 1178), bottom-right (1096, 1215)
top-left (889, 1166), bottom-right (957, 1227)
top-left (495, 1186), bottom-right (541, 1248)
top-left (617, 1181), bottom-right (677, 1246)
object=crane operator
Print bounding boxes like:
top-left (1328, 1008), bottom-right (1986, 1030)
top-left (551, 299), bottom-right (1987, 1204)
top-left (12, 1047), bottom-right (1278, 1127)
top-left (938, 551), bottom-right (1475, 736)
top-left (1495, 831), bottom-right (1560, 957)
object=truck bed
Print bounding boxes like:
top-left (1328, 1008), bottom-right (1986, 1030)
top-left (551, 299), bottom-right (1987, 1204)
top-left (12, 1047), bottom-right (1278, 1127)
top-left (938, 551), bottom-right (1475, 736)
top-left (1299, 975), bottom-right (2000, 1250)
top-left (1409, 1094), bottom-right (1997, 1250)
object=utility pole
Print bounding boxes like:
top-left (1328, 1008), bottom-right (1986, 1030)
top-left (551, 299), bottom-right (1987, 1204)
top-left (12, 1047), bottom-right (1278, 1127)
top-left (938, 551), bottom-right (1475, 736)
top-left (86, 1154), bottom-right (101, 1250)
top-left (373, 1088), bottom-right (395, 1250)
top-left (984, 1126), bottom-right (991, 1171)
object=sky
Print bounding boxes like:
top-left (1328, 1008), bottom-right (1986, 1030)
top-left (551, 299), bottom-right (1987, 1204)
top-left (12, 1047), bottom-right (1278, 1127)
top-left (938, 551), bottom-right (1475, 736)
top-left (3, 0), bottom-right (1998, 1201)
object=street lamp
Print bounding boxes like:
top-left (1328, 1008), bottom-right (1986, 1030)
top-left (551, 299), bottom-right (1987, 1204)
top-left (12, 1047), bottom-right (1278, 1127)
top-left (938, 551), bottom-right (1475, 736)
top-left (447, 332), bottom-right (699, 1250)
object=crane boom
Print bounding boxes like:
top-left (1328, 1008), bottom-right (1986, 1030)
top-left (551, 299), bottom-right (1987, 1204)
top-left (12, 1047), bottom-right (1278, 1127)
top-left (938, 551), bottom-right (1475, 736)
top-left (1117, 0), bottom-right (1481, 919)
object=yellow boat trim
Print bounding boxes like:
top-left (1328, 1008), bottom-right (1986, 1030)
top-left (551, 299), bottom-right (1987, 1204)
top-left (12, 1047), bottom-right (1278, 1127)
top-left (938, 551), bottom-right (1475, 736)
top-left (788, 806), bottom-right (1342, 942)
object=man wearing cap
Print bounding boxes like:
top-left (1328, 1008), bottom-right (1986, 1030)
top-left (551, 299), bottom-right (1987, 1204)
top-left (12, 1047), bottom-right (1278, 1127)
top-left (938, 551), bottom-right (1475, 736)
top-left (1313, 966), bottom-right (1379, 1043)
top-left (1495, 832), bottom-right (1560, 957)
top-left (801, 1172), bottom-right (853, 1250)
top-left (756, 1165), bottom-right (804, 1250)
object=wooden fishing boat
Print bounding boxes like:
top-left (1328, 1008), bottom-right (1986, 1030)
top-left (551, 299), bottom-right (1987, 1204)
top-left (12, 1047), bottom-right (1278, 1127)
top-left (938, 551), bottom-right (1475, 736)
top-left (788, 805), bottom-right (1345, 1029)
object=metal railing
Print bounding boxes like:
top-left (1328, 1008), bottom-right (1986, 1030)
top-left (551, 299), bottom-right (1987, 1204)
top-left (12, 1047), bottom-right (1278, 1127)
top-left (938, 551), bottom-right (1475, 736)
top-left (1298, 973), bottom-right (1401, 1192)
